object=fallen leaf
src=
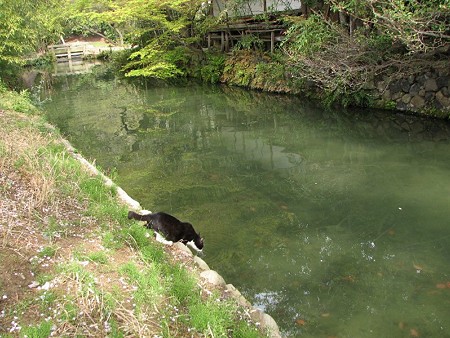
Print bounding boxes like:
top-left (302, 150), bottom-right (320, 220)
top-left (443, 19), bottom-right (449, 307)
top-left (413, 263), bottom-right (423, 271)
top-left (410, 328), bottom-right (419, 337)
top-left (280, 205), bottom-right (289, 210)
top-left (436, 283), bottom-right (446, 289)
top-left (398, 321), bottom-right (405, 330)
top-left (447, 282), bottom-right (450, 288)
top-left (321, 313), bottom-right (330, 318)
top-left (342, 275), bottom-right (355, 282)
top-left (388, 229), bottom-right (395, 235)
top-left (295, 319), bottom-right (306, 326)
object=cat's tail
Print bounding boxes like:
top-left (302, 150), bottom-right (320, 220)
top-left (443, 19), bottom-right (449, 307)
top-left (128, 210), bottom-right (150, 222)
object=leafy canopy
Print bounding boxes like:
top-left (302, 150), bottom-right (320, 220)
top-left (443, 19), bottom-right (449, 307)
top-left (68, 0), bottom-right (204, 79)
top-left (0, 0), bottom-right (64, 79)
top-left (327, 0), bottom-right (450, 52)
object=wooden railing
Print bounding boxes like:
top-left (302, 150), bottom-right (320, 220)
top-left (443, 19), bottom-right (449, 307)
top-left (47, 44), bottom-right (87, 62)
top-left (207, 21), bottom-right (285, 53)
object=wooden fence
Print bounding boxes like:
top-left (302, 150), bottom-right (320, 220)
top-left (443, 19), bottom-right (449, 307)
top-left (207, 21), bottom-right (285, 53)
top-left (47, 44), bottom-right (87, 62)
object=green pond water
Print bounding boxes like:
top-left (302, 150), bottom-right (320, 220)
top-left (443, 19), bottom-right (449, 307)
top-left (38, 66), bottom-right (450, 337)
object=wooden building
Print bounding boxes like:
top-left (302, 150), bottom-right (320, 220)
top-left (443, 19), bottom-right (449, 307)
top-left (211, 0), bottom-right (301, 17)
top-left (206, 0), bottom-right (302, 52)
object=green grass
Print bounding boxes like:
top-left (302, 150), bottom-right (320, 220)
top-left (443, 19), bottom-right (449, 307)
top-left (102, 230), bottom-right (125, 249)
top-left (87, 251), bottom-right (109, 264)
top-left (73, 249), bottom-right (110, 264)
top-left (119, 261), bottom-right (164, 306)
top-left (38, 245), bottom-right (58, 258)
top-left (20, 320), bottom-right (53, 338)
top-left (165, 264), bottom-right (197, 305)
top-left (0, 85), bottom-right (40, 115)
top-left (188, 296), bottom-right (234, 336)
top-left (58, 261), bottom-right (99, 296)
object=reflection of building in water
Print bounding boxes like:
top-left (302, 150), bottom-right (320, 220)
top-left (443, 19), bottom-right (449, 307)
top-left (220, 127), bottom-right (304, 171)
top-left (53, 59), bottom-right (103, 76)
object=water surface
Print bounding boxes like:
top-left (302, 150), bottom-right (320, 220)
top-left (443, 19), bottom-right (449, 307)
top-left (39, 67), bottom-right (450, 337)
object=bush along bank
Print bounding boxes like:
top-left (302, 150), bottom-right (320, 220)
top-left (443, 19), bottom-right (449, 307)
top-left (196, 49), bottom-right (450, 119)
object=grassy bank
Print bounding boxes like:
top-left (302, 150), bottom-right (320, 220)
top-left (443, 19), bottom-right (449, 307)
top-left (0, 88), bottom-right (266, 337)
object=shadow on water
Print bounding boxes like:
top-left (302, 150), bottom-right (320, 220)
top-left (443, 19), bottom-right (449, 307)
top-left (36, 64), bottom-right (450, 337)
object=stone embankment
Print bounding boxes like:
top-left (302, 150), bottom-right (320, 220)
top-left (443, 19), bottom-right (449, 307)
top-left (370, 64), bottom-right (450, 117)
top-left (61, 137), bottom-right (281, 338)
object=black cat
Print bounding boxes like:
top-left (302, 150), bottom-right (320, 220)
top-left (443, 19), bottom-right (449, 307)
top-left (128, 211), bottom-right (204, 250)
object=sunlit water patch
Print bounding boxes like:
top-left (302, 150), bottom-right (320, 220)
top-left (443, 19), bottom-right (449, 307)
top-left (38, 66), bottom-right (450, 337)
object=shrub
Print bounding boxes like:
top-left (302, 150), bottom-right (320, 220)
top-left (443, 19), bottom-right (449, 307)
top-left (200, 53), bottom-right (226, 84)
top-left (282, 14), bottom-right (338, 56)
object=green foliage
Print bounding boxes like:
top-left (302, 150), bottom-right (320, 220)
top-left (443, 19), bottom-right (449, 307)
top-left (67, 0), bottom-right (204, 80)
top-left (38, 245), bottom-right (58, 258)
top-left (200, 53), bottom-right (225, 84)
top-left (384, 100), bottom-right (397, 110)
top-left (233, 34), bottom-right (264, 51)
top-left (124, 222), bottom-right (153, 249)
top-left (0, 0), bottom-right (64, 83)
top-left (140, 243), bottom-right (165, 263)
top-left (79, 176), bottom-right (110, 202)
top-left (0, 85), bottom-right (40, 114)
top-left (234, 322), bottom-right (264, 338)
top-left (165, 264), bottom-right (197, 305)
top-left (59, 262), bottom-right (97, 287)
top-left (74, 250), bottom-right (109, 264)
top-left (59, 300), bottom-right (79, 324)
top-left (324, 87), bottom-right (373, 108)
top-left (326, 0), bottom-right (450, 52)
top-left (124, 45), bottom-right (189, 79)
top-left (253, 59), bottom-right (291, 92)
top-left (188, 296), bottom-right (234, 336)
top-left (20, 320), bottom-right (52, 338)
top-left (27, 53), bottom-right (57, 68)
top-left (77, 174), bottom-right (129, 222)
top-left (119, 261), bottom-right (164, 305)
top-left (220, 51), bottom-right (296, 93)
top-left (38, 291), bottom-right (58, 310)
top-left (102, 231), bottom-right (124, 249)
top-left (282, 15), bottom-right (338, 56)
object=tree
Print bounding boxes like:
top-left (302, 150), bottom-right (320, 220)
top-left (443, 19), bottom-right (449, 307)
top-left (68, 0), bottom-right (205, 79)
top-left (0, 0), bottom-right (64, 82)
top-left (327, 0), bottom-right (450, 52)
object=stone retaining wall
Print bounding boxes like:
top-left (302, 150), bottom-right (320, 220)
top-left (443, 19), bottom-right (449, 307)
top-left (371, 65), bottom-right (450, 117)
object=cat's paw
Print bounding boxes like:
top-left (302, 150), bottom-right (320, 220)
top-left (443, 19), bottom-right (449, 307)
top-left (155, 232), bottom-right (173, 245)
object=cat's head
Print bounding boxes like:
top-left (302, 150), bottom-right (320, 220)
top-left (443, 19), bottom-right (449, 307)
top-left (194, 233), bottom-right (204, 250)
